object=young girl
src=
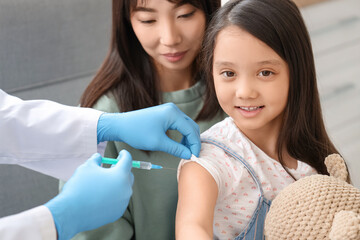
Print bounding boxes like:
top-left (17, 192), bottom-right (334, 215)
top-left (176, 0), bottom-right (341, 239)
top-left (63, 0), bottom-right (225, 239)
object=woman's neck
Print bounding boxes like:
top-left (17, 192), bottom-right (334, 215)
top-left (156, 65), bottom-right (194, 92)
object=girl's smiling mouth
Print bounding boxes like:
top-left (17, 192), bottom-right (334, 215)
top-left (236, 105), bottom-right (265, 117)
top-left (237, 105), bottom-right (265, 111)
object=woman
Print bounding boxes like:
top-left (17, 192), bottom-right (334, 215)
top-left (65, 0), bottom-right (225, 239)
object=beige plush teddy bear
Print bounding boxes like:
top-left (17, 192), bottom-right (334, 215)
top-left (264, 154), bottom-right (360, 240)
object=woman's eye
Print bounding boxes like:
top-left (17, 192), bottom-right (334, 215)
top-left (140, 19), bottom-right (155, 24)
top-left (178, 10), bottom-right (196, 19)
top-left (221, 71), bottom-right (236, 78)
top-left (259, 70), bottom-right (273, 77)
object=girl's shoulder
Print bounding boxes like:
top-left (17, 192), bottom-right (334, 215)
top-left (178, 143), bottom-right (248, 198)
top-left (178, 118), bottom-right (253, 192)
top-left (92, 92), bottom-right (120, 113)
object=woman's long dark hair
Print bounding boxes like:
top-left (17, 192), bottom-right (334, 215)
top-left (198, 0), bottom-right (340, 177)
top-left (80, 0), bottom-right (221, 114)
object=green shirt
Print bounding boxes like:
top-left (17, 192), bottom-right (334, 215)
top-left (72, 81), bottom-right (225, 240)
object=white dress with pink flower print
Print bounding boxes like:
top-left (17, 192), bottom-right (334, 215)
top-left (177, 117), bottom-right (317, 240)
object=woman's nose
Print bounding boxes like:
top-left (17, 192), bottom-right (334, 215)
top-left (159, 21), bottom-right (181, 46)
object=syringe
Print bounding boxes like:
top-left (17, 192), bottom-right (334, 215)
top-left (102, 157), bottom-right (163, 170)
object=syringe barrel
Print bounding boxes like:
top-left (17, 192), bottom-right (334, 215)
top-left (133, 161), bottom-right (152, 170)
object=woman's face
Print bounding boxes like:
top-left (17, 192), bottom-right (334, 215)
top-left (130, 0), bottom-right (206, 72)
top-left (212, 26), bottom-right (289, 135)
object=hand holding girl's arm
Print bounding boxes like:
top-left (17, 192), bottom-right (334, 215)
top-left (176, 162), bottom-right (218, 239)
top-left (97, 103), bottom-right (200, 159)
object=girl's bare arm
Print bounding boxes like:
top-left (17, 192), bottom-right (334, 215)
top-left (176, 162), bottom-right (218, 239)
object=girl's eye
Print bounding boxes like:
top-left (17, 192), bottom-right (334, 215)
top-left (259, 70), bottom-right (273, 77)
top-left (221, 71), bottom-right (236, 78)
top-left (178, 10), bottom-right (196, 19)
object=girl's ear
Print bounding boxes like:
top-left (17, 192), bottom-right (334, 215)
top-left (324, 153), bottom-right (348, 182)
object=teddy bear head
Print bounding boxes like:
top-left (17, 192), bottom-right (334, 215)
top-left (264, 154), bottom-right (360, 240)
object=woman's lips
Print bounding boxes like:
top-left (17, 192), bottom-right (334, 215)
top-left (162, 51), bottom-right (187, 62)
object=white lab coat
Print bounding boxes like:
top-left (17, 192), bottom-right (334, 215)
top-left (0, 206), bottom-right (56, 240)
top-left (0, 89), bottom-right (103, 240)
top-left (0, 89), bottom-right (103, 181)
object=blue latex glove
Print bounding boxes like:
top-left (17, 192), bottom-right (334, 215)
top-left (45, 151), bottom-right (134, 240)
top-left (97, 102), bottom-right (201, 159)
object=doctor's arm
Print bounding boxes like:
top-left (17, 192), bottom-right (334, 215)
top-left (0, 90), bottom-right (200, 180)
top-left (0, 151), bottom-right (134, 240)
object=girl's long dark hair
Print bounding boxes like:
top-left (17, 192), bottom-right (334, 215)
top-left (198, 0), bottom-right (340, 177)
top-left (80, 0), bottom-right (221, 114)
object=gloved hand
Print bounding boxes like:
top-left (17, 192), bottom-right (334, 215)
top-left (45, 151), bottom-right (134, 240)
top-left (97, 102), bottom-right (201, 159)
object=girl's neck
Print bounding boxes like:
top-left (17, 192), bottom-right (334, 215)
top-left (243, 126), bottom-right (279, 160)
top-left (156, 65), bottom-right (194, 92)
top-left (245, 128), bottom-right (298, 169)
top-left (239, 119), bottom-right (298, 170)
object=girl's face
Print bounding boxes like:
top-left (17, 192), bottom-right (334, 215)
top-left (212, 26), bottom-right (289, 134)
top-left (130, 0), bottom-right (206, 72)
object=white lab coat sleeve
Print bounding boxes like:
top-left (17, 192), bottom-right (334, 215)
top-left (0, 205), bottom-right (57, 240)
top-left (0, 89), bottom-right (103, 181)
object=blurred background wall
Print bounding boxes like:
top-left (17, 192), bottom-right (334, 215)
top-left (296, 0), bottom-right (360, 188)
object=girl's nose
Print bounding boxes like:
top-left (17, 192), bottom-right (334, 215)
top-left (159, 21), bottom-right (181, 46)
top-left (235, 77), bottom-right (257, 99)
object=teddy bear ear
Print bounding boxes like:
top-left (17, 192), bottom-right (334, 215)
top-left (324, 154), bottom-right (348, 181)
top-left (329, 210), bottom-right (360, 240)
